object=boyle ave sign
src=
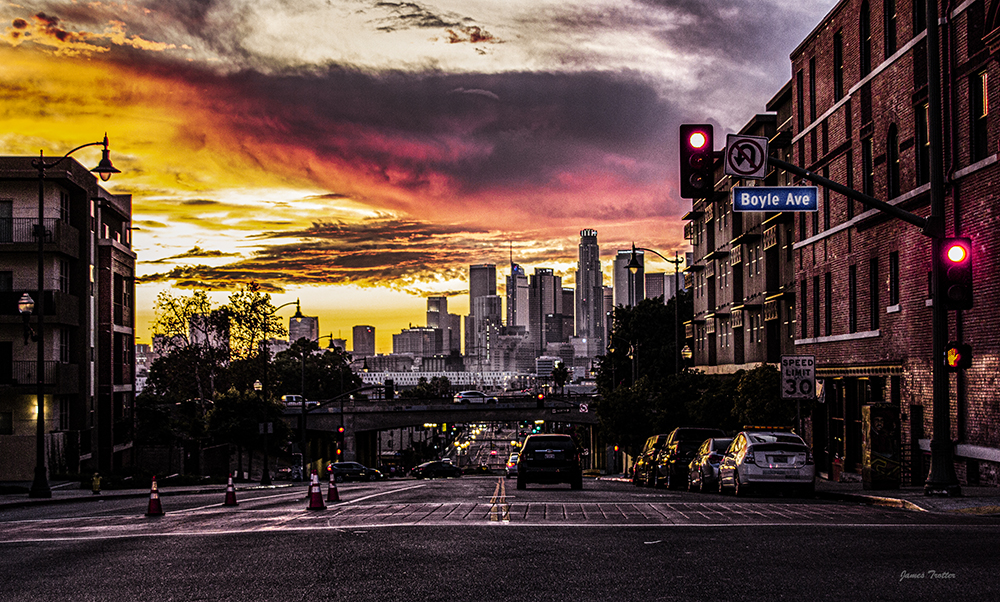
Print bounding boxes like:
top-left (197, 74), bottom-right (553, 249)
top-left (732, 186), bottom-right (818, 212)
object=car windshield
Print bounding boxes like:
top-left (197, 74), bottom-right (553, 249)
top-left (711, 439), bottom-right (733, 452)
top-left (524, 437), bottom-right (575, 452)
top-left (747, 433), bottom-right (804, 444)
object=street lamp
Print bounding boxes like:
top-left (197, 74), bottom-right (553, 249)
top-left (630, 243), bottom-right (685, 374)
top-left (28, 135), bottom-right (119, 499)
top-left (297, 333), bottom-right (336, 475)
top-left (255, 379), bottom-right (272, 486)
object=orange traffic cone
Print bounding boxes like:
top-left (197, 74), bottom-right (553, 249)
top-left (307, 469), bottom-right (326, 510)
top-left (327, 473), bottom-right (341, 503)
top-left (145, 475), bottom-right (164, 517)
top-left (223, 473), bottom-right (238, 507)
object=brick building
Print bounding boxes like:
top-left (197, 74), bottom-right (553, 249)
top-left (0, 156), bottom-right (136, 480)
top-left (684, 0), bottom-right (1000, 485)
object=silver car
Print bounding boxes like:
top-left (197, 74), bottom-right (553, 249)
top-left (505, 453), bottom-right (519, 478)
top-left (718, 430), bottom-right (815, 497)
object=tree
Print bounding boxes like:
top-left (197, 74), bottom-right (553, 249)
top-left (551, 362), bottom-right (570, 395)
top-left (150, 290), bottom-right (230, 403)
top-left (731, 364), bottom-right (797, 427)
top-left (225, 284), bottom-right (287, 361)
top-left (271, 340), bottom-right (360, 402)
top-left (401, 376), bottom-right (452, 399)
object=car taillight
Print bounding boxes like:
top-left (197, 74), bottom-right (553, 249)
top-left (806, 450), bottom-right (814, 465)
top-left (708, 453), bottom-right (722, 463)
top-left (742, 448), bottom-right (756, 465)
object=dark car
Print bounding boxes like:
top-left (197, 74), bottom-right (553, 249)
top-left (655, 427), bottom-right (728, 489)
top-left (632, 434), bottom-right (670, 487)
top-left (516, 434), bottom-right (583, 490)
top-left (326, 461), bottom-right (383, 483)
top-left (410, 461), bottom-right (462, 479)
top-left (687, 437), bottom-right (733, 492)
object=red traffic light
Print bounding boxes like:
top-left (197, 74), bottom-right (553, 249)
top-left (679, 124), bottom-right (714, 199)
top-left (688, 131), bottom-right (708, 149)
top-left (940, 237), bottom-right (973, 310)
top-left (337, 426), bottom-right (345, 434)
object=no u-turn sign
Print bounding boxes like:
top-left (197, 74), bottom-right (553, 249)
top-left (781, 355), bottom-right (816, 400)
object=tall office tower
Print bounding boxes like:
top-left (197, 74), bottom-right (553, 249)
top-left (289, 314), bottom-right (319, 343)
top-left (427, 296), bottom-right (461, 353)
top-left (528, 268), bottom-right (562, 351)
top-left (575, 229), bottom-right (604, 355)
top-left (469, 264), bottom-right (497, 300)
top-left (614, 249), bottom-right (644, 307)
top-left (603, 286), bottom-right (614, 347)
top-left (352, 325), bottom-right (376, 357)
top-left (506, 262), bottom-right (530, 329)
top-left (645, 273), bottom-right (665, 301)
top-left (471, 295), bottom-right (503, 367)
top-left (467, 264), bottom-right (497, 358)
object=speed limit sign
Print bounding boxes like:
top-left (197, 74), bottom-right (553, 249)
top-left (781, 355), bottom-right (816, 400)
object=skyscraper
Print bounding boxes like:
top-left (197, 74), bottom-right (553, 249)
top-left (506, 262), bottom-right (529, 330)
top-left (575, 229), bottom-right (604, 355)
top-left (614, 249), bottom-right (644, 307)
top-left (467, 264), bottom-right (497, 358)
top-left (529, 268), bottom-right (562, 351)
top-left (289, 314), bottom-right (319, 343)
top-left (352, 325), bottom-right (375, 357)
top-left (427, 296), bottom-right (461, 353)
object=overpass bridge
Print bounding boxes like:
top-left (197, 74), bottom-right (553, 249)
top-left (280, 395), bottom-right (599, 470)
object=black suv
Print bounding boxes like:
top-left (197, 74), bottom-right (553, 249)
top-left (632, 434), bottom-right (670, 487)
top-left (327, 461), bottom-right (383, 483)
top-left (516, 434), bottom-right (583, 490)
top-left (655, 427), bottom-right (727, 489)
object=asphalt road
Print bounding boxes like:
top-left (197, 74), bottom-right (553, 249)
top-left (2, 477), bottom-right (998, 601)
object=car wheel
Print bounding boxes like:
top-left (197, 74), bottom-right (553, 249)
top-left (516, 475), bottom-right (526, 490)
top-left (696, 470), bottom-right (704, 493)
top-left (334, 474), bottom-right (345, 483)
top-left (645, 470), bottom-right (656, 488)
top-left (733, 471), bottom-right (746, 497)
top-left (368, 474), bottom-right (377, 482)
top-left (718, 472), bottom-right (726, 494)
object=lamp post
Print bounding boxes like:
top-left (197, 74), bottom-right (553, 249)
top-left (297, 333), bottom-right (336, 474)
top-left (255, 380), bottom-right (272, 486)
top-left (629, 244), bottom-right (685, 374)
top-left (261, 298), bottom-right (299, 472)
top-left (28, 136), bottom-right (119, 499)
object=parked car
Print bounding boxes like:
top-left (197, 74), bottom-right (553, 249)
top-left (282, 394), bottom-right (318, 409)
top-left (632, 434), bottom-right (670, 487)
top-left (326, 461), bottom-right (383, 483)
top-left (516, 434), bottom-right (583, 490)
top-left (410, 461), bottom-right (462, 479)
top-left (687, 437), bottom-right (733, 492)
top-left (718, 429), bottom-right (815, 497)
top-left (655, 427), bottom-right (728, 489)
top-left (452, 390), bottom-right (497, 404)
top-left (505, 453), bottom-right (519, 478)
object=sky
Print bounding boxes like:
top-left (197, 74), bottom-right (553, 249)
top-left (1, 0), bottom-right (836, 353)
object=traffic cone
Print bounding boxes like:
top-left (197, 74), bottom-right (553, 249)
top-left (307, 469), bottom-right (326, 510)
top-left (145, 476), bottom-right (164, 517)
top-left (327, 472), bottom-right (341, 503)
top-left (223, 473), bottom-right (238, 507)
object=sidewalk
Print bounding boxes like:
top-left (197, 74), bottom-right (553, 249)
top-left (0, 479), bottom-right (304, 511)
top-left (598, 474), bottom-right (1000, 515)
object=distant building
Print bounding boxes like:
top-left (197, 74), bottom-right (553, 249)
top-left (352, 325), bottom-right (375, 357)
top-left (575, 229), bottom-right (604, 357)
top-left (289, 314), bottom-right (318, 344)
top-left (614, 249), bottom-right (643, 307)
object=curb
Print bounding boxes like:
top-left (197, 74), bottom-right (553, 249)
top-left (0, 483), bottom-right (299, 511)
top-left (814, 490), bottom-right (928, 512)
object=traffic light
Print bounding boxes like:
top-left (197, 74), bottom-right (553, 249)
top-left (940, 237), bottom-right (973, 310)
top-left (336, 426), bottom-right (345, 456)
top-left (944, 341), bottom-right (972, 371)
top-left (679, 124), bottom-right (715, 198)
top-left (536, 392), bottom-right (545, 409)
top-left (384, 378), bottom-right (394, 400)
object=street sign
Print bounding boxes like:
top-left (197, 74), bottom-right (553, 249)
top-left (732, 186), bottom-right (818, 212)
top-left (781, 355), bottom-right (816, 400)
top-left (725, 134), bottom-right (769, 179)
top-left (551, 407), bottom-right (571, 414)
top-left (579, 403), bottom-right (589, 413)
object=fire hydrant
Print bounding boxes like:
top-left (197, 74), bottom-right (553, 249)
top-left (831, 455), bottom-right (843, 483)
top-left (91, 472), bottom-right (101, 495)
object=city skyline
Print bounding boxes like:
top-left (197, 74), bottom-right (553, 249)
top-left (0, 1), bottom-right (836, 352)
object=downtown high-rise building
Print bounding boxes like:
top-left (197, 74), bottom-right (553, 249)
top-left (289, 313), bottom-right (319, 344)
top-left (352, 325), bottom-right (376, 357)
top-left (528, 268), bottom-right (562, 352)
top-left (427, 296), bottom-right (461, 354)
top-left (466, 264), bottom-right (497, 358)
top-left (506, 262), bottom-right (529, 331)
top-left (614, 248), bottom-right (644, 307)
top-left (575, 229), bottom-right (604, 356)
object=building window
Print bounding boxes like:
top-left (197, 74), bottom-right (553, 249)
top-left (809, 57), bottom-right (817, 122)
top-left (825, 272), bottom-right (833, 336)
top-left (916, 103), bottom-right (930, 185)
top-left (849, 265), bottom-right (858, 333)
top-left (887, 125), bottom-right (900, 199)
top-left (0, 271), bottom-right (12, 292)
top-left (59, 259), bottom-right (70, 294)
top-left (834, 31), bottom-right (844, 101)
top-left (60, 328), bottom-right (71, 363)
top-left (884, 0), bottom-right (897, 58)
top-left (860, 2), bottom-right (872, 77)
top-left (801, 279), bottom-right (809, 338)
top-left (823, 167), bottom-right (831, 230)
top-left (813, 275), bottom-right (820, 340)
top-left (60, 191), bottom-right (70, 223)
top-left (862, 136), bottom-right (875, 197)
top-left (971, 70), bottom-right (989, 163)
top-left (914, 0), bottom-right (926, 33)
top-left (797, 69), bottom-right (805, 131)
top-left (869, 257), bottom-right (880, 330)
top-left (889, 251), bottom-right (900, 306)
top-left (0, 412), bottom-right (12, 436)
